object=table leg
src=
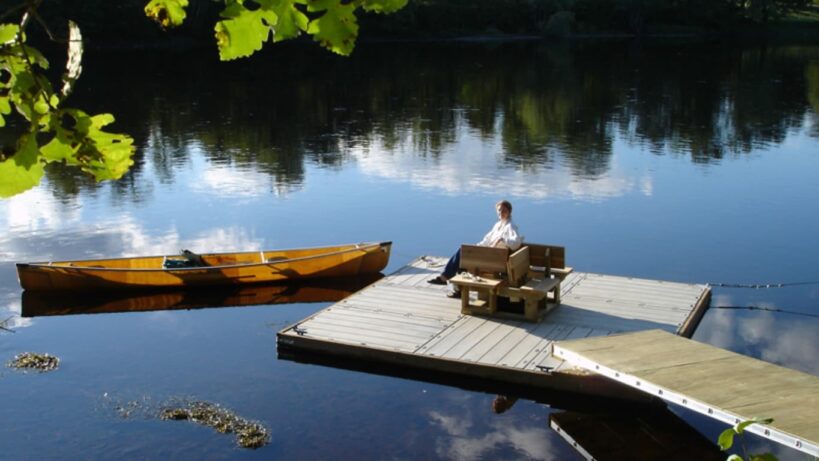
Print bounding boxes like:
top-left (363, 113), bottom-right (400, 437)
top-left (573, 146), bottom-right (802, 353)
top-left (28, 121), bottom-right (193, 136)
top-left (488, 291), bottom-right (497, 315)
top-left (460, 287), bottom-right (471, 314)
top-left (524, 298), bottom-right (539, 322)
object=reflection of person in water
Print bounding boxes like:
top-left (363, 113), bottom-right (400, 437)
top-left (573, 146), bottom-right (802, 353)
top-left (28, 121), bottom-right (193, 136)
top-left (492, 395), bottom-right (518, 414)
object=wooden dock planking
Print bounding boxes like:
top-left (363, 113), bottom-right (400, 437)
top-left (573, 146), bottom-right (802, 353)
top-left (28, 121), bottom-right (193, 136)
top-left (552, 329), bottom-right (819, 457)
top-left (278, 256), bottom-right (712, 397)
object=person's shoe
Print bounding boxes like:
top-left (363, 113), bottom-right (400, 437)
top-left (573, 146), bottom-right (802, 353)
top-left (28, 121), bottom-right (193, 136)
top-left (446, 289), bottom-right (461, 298)
top-left (427, 276), bottom-right (447, 285)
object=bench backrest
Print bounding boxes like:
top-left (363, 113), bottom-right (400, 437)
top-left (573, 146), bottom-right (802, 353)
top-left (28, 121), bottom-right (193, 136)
top-left (460, 244), bottom-right (509, 275)
top-left (506, 246), bottom-right (530, 287)
top-left (525, 243), bottom-right (565, 270)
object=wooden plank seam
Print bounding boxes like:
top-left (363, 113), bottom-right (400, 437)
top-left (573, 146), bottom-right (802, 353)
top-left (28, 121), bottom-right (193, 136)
top-left (551, 344), bottom-right (819, 457)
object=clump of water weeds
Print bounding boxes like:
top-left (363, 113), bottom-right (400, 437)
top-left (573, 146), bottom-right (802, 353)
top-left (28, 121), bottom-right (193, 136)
top-left (7, 352), bottom-right (60, 372)
top-left (159, 401), bottom-right (269, 449)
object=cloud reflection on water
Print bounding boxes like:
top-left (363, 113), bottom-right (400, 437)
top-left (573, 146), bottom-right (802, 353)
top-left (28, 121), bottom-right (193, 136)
top-left (350, 135), bottom-right (647, 201)
top-left (1, 187), bottom-right (82, 234)
top-left (696, 295), bottom-right (819, 376)
top-left (427, 396), bottom-right (562, 461)
top-left (1, 191), bottom-right (263, 267)
top-left (1, 297), bottom-right (31, 330)
top-left (193, 162), bottom-right (301, 199)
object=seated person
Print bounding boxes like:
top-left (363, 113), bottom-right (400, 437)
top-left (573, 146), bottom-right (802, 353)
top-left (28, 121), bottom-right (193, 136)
top-left (428, 200), bottom-right (523, 289)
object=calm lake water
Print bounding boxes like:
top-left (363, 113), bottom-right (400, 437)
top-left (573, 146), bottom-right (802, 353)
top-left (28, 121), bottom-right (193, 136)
top-left (2, 39), bottom-right (819, 460)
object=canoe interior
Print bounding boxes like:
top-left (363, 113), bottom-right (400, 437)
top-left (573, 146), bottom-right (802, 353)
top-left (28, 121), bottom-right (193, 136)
top-left (38, 244), bottom-right (379, 270)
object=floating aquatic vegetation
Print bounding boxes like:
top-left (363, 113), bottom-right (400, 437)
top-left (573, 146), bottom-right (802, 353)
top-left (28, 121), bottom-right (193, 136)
top-left (7, 352), bottom-right (59, 372)
top-left (160, 401), bottom-right (269, 449)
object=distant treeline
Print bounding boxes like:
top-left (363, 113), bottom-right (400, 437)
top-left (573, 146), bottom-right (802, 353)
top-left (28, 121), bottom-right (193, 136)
top-left (20, 0), bottom-right (819, 50)
top-left (360, 0), bottom-right (819, 37)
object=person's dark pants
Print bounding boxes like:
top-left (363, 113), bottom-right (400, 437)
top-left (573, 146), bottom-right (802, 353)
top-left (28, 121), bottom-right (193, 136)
top-left (442, 249), bottom-right (461, 279)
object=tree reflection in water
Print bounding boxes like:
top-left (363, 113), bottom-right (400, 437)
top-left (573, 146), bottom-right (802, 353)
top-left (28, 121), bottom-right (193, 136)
top-left (42, 40), bottom-right (819, 200)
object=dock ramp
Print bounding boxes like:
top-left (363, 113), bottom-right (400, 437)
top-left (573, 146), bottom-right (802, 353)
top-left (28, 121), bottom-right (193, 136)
top-left (553, 329), bottom-right (819, 457)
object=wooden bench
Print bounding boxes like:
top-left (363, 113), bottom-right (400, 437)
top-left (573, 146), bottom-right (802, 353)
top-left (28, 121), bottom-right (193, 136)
top-left (498, 244), bottom-right (560, 321)
top-left (450, 243), bottom-right (566, 322)
top-left (525, 243), bottom-right (573, 284)
top-left (449, 245), bottom-right (509, 317)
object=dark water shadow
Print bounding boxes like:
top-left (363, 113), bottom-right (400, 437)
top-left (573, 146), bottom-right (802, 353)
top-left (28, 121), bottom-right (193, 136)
top-left (277, 347), bottom-right (658, 413)
top-left (550, 408), bottom-right (724, 461)
top-left (279, 348), bottom-right (725, 460)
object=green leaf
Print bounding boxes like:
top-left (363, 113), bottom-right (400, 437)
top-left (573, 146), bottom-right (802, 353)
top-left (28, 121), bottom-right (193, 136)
top-left (306, 2), bottom-right (359, 56)
top-left (40, 126), bottom-right (77, 163)
top-left (735, 417), bottom-right (774, 434)
top-left (41, 110), bottom-right (135, 181)
top-left (0, 95), bottom-right (10, 127)
top-left (268, 0), bottom-right (309, 42)
top-left (0, 134), bottom-right (44, 198)
top-left (0, 23), bottom-right (20, 45)
top-left (215, 3), bottom-right (278, 60)
top-left (21, 45), bottom-right (50, 69)
top-left (749, 454), bottom-right (780, 461)
top-left (145, 0), bottom-right (189, 28)
top-left (33, 96), bottom-right (50, 115)
top-left (361, 0), bottom-right (408, 14)
top-left (718, 428), bottom-right (736, 451)
top-left (76, 112), bottom-right (135, 181)
top-left (9, 70), bottom-right (54, 122)
top-left (726, 455), bottom-right (743, 461)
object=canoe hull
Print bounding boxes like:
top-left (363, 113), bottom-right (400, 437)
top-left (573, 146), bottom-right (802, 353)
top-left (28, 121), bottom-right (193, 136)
top-left (17, 242), bottom-right (391, 292)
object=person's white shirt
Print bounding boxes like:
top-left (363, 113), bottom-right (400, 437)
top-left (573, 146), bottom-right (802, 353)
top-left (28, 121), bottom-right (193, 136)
top-left (478, 218), bottom-right (522, 250)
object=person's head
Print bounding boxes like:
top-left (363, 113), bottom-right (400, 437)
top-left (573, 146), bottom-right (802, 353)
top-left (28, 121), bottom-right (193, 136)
top-left (496, 200), bottom-right (512, 220)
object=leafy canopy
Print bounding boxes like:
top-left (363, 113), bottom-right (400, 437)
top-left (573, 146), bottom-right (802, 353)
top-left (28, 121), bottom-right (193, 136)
top-left (0, 0), bottom-right (407, 197)
top-left (0, 15), bottom-right (134, 198)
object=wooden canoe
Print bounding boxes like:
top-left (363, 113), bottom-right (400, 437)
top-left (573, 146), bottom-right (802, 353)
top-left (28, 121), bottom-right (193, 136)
top-left (17, 241), bottom-right (392, 292)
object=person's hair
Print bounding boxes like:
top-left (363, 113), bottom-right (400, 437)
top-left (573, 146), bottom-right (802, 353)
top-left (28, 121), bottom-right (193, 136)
top-left (496, 200), bottom-right (512, 214)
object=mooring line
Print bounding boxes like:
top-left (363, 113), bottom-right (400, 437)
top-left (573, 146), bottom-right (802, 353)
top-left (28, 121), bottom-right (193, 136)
top-left (712, 305), bottom-right (819, 318)
top-left (709, 280), bottom-right (819, 289)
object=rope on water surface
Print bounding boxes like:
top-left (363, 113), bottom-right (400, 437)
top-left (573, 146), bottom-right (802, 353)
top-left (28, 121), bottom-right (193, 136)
top-left (708, 280), bottom-right (819, 289)
top-left (712, 305), bottom-right (819, 318)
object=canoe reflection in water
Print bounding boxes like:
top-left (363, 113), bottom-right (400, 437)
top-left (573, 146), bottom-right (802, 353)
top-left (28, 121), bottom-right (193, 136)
top-left (21, 274), bottom-right (382, 318)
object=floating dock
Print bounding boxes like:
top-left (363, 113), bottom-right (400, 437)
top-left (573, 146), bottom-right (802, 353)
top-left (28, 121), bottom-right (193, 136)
top-left (277, 256), bottom-right (711, 397)
top-left (553, 329), bottom-right (819, 457)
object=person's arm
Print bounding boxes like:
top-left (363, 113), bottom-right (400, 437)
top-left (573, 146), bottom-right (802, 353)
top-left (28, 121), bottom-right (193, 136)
top-left (499, 222), bottom-right (522, 250)
top-left (477, 222), bottom-right (501, 247)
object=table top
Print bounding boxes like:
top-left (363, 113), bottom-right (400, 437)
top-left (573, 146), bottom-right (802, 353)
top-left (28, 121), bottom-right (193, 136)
top-left (450, 273), bottom-right (503, 289)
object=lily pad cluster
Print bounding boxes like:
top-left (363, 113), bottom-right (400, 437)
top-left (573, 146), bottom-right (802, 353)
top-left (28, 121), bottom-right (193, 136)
top-left (7, 352), bottom-right (60, 372)
top-left (160, 401), bottom-right (269, 449)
